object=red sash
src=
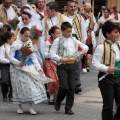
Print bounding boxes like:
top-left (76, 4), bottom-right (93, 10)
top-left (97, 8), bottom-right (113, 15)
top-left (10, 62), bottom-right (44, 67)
top-left (48, 37), bottom-right (54, 44)
top-left (86, 29), bottom-right (92, 45)
top-left (114, 12), bottom-right (118, 20)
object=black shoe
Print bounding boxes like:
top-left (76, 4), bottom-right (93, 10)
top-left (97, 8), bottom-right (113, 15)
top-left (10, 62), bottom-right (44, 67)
top-left (3, 97), bottom-right (7, 102)
top-left (75, 86), bottom-right (82, 94)
top-left (54, 100), bottom-right (61, 111)
top-left (65, 110), bottom-right (74, 115)
top-left (87, 67), bottom-right (90, 72)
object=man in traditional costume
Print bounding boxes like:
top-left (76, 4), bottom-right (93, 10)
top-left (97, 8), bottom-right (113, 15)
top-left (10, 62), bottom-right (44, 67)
top-left (0, 0), bottom-right (18, 34)
top-left (81, 3), bottom-right (97, 73)
top-left (37, 0), bottom-right (47, 18)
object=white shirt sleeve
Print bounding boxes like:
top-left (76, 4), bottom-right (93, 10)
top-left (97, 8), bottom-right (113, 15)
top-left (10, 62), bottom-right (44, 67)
top-left (50, 38), bottom-right (61, 61)
top-left (30, 52), bottom-right (42, 71)
top-left (81, 16), bottom-right (87, 43)
top-left (91, 31), bottom-right (96, 48)
top-left (43, 41), bottom-right (51, 58)
top-left (8, 46), bottom-right (21, 66)
top-left (93, 15), bottom-right (98, 32)
top-left (73, 37), bottom-right (89, 51)
top-left (92, 44), bottom-right (109, 72)
top-left (0, 46), bottom-right (10, 63)
top-left (0, 22), bottom-right (3, 28)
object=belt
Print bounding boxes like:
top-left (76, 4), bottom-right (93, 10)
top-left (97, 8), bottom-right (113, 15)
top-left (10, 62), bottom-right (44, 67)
top-left (0, 63), bottom-right (10, 66)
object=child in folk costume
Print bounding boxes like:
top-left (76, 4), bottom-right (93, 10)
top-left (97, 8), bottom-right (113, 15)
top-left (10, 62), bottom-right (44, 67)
top-left (9, 27), bottom-right (52, 115)
top-left (81, 27), bottom-right (96, 72)
top-left (92, 21), bottom-right (120, 120)
top-left (0, 32), bottom-right (14, 101)
top-left (50, 22), bottom-right (88, 115)
top-left (43, 26), bottom-right (61, 105)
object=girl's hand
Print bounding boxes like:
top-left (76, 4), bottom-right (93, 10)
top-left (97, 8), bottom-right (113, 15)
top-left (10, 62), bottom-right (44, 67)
top-left (38, 69), bottom-right (44, 73)
top-left (19, 62), bottom-right (24, 67)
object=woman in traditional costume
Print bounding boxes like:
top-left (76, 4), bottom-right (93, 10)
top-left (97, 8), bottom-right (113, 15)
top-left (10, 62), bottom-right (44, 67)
top-left (14, 6), bottom-right (44, 67)
top-left (98, 8), bottom-right (111, 45)
top-left (9, 27), bottom-right (52, 115)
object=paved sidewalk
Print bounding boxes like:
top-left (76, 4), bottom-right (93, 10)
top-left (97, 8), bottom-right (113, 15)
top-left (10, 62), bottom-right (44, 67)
top-left (0, 68), bottom-right (102, 120)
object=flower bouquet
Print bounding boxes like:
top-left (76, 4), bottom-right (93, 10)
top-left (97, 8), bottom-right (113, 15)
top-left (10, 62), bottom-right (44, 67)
top-left (8, 17), bottom-right (19, 30)
top-left (31, 25), bottom-right (42, 39)
top-left (20, 42), bottom-right (33, 63)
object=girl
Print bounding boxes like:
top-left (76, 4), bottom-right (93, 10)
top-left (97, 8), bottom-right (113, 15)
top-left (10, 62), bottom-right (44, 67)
top-left (43, 26), bottom-right (61, 104)
top-left (0, 32), bottom-right (14, 101)
top-left (9, 27), bottom-right (52, 115)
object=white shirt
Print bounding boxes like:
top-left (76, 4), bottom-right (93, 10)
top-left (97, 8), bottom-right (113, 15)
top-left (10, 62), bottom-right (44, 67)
top-left (90, 31), bottom-right (96, 48)
top-left (50, 36), bottom-right (88, 62)
top-left (42, 14), bottom-right (69, 35)
top-left (0, 43), bottom-right (10, 64)
top-left (43, 41), bottom-right (51, 58)
top-left (85, 15), bottom-right (98, 32)
top-left (0, 22), bottom-right (3, 28)
top-left (110, 13), bottom-right (120, 23)
top-left (92, 41), bottom-right (120, 72)
top-left (5, 6), bottom-right (17, 20)
top-left (67, 15), bottom-right (87, 43)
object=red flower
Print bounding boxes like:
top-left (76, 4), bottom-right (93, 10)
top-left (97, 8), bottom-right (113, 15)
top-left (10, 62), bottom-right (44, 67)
top-left (78, 46), bottom-right (82, 51)
top-left (23, 48), bottom-right (32, 55)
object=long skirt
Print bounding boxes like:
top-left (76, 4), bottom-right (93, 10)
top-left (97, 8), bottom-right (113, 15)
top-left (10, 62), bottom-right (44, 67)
top-left (10, 64), bottom-right (51, 104)
top-left (44, 59), bottom-right (59, 95)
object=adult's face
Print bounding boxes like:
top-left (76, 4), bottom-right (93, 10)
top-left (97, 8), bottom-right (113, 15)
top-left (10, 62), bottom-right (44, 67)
top-left (21, 14), bottom-right (31, 25)
top-left (3, 0), bottom-right (12, 9)
top-left (104, 10), bottom-right (110, 18)
top-left (46, 6), bottom-right (54, 17)
top-left (109, 8), bottom-right (114, 14)
top-left (67, 2), bottom-right (76, 15)
top-left (37, 0), bottom-right (45, 8)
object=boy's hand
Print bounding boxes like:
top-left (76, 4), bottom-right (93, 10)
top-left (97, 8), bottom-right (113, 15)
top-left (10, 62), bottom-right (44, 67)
top-left (107, 67), bottom-right (117, 73)
top-left (19, 62), bottom-right (24, 67)
top-left (60, 58), bottom-right (68, 63)
top-left (82, 49), bottom-right (88, 55)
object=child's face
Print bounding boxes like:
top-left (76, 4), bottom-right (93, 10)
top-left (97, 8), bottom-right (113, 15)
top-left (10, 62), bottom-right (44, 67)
top-left (106, 29), bottom-right (119, 42)
top-left (52, 29), bottom-right (61, 40)
top-left (7, 36), bottom-right (15, 45)
top-left (21, 31), bottom-right (31, 42)
top-left (62, 28), bottom-right (72, 38)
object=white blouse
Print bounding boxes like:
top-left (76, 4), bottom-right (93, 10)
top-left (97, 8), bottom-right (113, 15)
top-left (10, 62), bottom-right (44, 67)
top-left (50, 36), bottom-right (88, 62)
top-left (43, 41), bottom-right (51, 58)
top-left (92, 41), bottom-right (120, 72)
top-left (9, 40), bottom-right (41, 70)
top-left (0, 43), bottom-right (10, 64)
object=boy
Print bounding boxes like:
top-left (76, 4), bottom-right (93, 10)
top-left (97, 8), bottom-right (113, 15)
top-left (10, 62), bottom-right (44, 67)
top-left (0, 32), bottom-right (14, 101)
top-left (50, 22), bottom-right (88, 115)
top-left (92, 20), bottom-right (120, 120)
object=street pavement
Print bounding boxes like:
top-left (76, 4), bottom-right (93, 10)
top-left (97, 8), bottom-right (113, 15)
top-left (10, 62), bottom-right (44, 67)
top-left (0, 67), bottom-right (102, 120)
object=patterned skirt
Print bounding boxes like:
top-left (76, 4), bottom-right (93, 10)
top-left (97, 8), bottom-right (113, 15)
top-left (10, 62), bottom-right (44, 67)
top-left (10, 64), bottom-right (47, 104)
top-left (44, 59), bottom-right (59, 95)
